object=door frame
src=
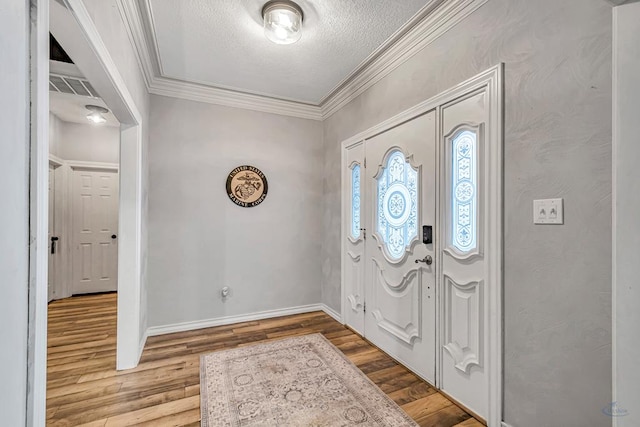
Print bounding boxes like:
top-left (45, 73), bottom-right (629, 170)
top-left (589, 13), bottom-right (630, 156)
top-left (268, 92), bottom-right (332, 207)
top-left (341, 64), bottom-right (503, 427)
top-left (48, 155), bottom-right (66, 301)
top-left (29, 0), bottom-right (146, 422)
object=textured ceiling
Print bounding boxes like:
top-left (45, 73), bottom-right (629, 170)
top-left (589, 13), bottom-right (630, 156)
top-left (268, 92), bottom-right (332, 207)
top-left (145, 0), bottom-right (432, 104)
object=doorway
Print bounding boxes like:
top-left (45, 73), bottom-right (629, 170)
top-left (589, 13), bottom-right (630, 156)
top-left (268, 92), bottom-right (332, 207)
top-left (49, 47), bottom-right (121, 299)
top-left (341, 66), bottom-right (503, 425)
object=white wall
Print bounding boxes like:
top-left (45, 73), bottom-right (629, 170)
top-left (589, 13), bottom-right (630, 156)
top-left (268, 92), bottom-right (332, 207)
top-left (148, 95), bottom-right (324, 327)
top-left (0, 1), bottom-right (30, 425)
top-left (613, 2), bottom-right (640, 425)
top-left (322, 0), bottom-right (612, 426)
top-left (49, 112), bottom-right (63, 157)
top-left (51, 117), bottom-right (120, 163)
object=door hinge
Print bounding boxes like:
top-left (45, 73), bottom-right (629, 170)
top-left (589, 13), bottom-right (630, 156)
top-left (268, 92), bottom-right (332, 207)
top-left (363, 302), bottom-right (366, 313)
top-left (364, 157), bottom-right (367, 168)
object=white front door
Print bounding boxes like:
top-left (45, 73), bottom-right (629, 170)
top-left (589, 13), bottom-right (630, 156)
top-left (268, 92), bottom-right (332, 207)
top-left (363, 111), bottom-right (437, 383)
top-left (72, 169), bottom-right (119, 294)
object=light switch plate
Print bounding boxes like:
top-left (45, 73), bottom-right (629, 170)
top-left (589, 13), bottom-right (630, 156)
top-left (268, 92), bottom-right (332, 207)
top-left (533, 198), bottom-right (564, 224)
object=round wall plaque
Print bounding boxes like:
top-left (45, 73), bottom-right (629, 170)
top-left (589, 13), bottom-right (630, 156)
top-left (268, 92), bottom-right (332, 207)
top-left (226, 165), bottom-right (268, 208)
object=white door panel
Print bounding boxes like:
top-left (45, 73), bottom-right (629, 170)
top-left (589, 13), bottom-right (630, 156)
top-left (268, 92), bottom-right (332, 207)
top-left (364, 111), bottom-right (437, 384)
top-left (440, 92), bottom-right (489, 418)
top-left (343, 141), bottom-right (365, 335)
top-left (72, 169), bottom-right (119, 294)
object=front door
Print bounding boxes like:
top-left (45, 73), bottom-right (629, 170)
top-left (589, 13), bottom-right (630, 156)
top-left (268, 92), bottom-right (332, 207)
top-left (363, 111), bottom-right (437, 383)
top-left (72, 168), bottom-right (119, 294)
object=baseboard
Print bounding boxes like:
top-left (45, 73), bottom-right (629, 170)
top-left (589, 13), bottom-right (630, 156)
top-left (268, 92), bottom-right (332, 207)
top-left (320, 304), bottom-right (343, 323)
top-left (502, 422), bottom-right (514, 427)
top-left (146, 304), bottom-right (332, 337)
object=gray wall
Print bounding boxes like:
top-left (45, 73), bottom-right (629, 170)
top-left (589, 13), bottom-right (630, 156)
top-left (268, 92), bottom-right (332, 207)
top-left (0, 0), bottom-right (30, 424)
top-left (321, 0), bottom-right (612, 426)
top-left (50, 115), bottom-right (120, 163)
top-left (614, 2), bottom-right (640, 425)
top-left (148, 95), bottom-right (324, 327)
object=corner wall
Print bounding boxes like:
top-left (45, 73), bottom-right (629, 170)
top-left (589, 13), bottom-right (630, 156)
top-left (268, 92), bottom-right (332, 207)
top-left (147, 95), bottom-right (324, 327)
top-left (321, 0), bottom-right (612, 425)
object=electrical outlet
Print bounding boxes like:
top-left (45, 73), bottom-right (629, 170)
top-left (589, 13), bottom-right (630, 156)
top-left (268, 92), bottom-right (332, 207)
top-left (533, 198), bottom-right (563, 224)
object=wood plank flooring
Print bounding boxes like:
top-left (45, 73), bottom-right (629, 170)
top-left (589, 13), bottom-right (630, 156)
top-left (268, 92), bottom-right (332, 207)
top-left (47, 293), bottom-right (483, 426)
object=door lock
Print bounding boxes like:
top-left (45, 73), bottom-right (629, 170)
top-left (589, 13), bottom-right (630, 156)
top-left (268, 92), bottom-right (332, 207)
top-left (415, 255), bottom-right (433, 265)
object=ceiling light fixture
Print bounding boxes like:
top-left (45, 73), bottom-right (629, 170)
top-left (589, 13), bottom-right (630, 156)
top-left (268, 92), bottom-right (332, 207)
top-left (85, 105), bottom-right (108, 125)
top-left (262, 0), bottom-right (304, 45)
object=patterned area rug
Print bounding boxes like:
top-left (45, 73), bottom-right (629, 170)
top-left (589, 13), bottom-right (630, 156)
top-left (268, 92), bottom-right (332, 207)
top-left (200, 333), bottom-right (418, 426)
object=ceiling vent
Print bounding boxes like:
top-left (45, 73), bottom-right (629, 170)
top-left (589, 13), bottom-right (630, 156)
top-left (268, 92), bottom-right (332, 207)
top-left (49, 73), bottom-right (98, 98)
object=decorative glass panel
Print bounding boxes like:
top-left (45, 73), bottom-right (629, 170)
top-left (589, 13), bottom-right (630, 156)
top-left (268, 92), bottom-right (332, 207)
top-left (351, 164), bottom-right (361, 239)
top-left (452, 130), bottom-right (477, 252)
top-left (376, 150), bottom-right (418, 261)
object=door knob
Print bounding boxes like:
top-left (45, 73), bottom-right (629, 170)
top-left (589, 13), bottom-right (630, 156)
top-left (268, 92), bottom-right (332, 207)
top-left (415, 255), bottom-right (433, 265)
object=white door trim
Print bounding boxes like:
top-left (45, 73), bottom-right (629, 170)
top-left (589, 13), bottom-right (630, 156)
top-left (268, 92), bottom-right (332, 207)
top-left (67, 160), bottom-right (120, 171)
top-left (60, 0), bottom-right (145, 371)
top-left (36, 14), bottom-right (145, 423)
top-left (341, 64), bottom-right (503, 427)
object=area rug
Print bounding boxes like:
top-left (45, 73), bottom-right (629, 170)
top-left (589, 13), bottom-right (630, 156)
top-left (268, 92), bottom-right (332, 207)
top-left (200, 333), bottom-right (418, 426)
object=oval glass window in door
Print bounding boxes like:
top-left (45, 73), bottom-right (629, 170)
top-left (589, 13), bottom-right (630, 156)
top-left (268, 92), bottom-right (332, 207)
top-left (376, 149), bottom-right (419, 261)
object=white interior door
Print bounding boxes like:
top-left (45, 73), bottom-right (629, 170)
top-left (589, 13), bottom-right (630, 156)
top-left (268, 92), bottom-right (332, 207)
top-left (72, 168), bottom-right (119, 294)
top-left (48, 164), bottom-right (57, 302)
top-left (363, 112), bottom-right (437, 383)
top-left (439, 91), bottom-right (490, 419)
top-left (343, 141), bottom-right (366, 335)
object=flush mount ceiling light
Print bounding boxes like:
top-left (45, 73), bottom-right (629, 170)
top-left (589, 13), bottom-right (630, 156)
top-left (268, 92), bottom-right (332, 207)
top-left (85, 105), bottom-right (108, 124)
top-left (262, 0), bottom-right (304, 45)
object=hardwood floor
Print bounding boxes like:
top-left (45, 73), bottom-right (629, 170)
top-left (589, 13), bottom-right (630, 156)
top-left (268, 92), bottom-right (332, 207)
top-left (47, 293), bottom-right (482, 426)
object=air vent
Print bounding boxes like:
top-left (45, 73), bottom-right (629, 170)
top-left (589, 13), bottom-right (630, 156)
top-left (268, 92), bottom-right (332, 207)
top-left (49, 73), bottom-right (98, 98)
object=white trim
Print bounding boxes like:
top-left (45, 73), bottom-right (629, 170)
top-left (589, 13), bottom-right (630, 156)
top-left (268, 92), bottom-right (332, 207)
top-left (49, 154), bottom-right (65, 167)
top-left (146, 304), bottom-right (332, 337)
top-left (320, 304), bottom-right (343, 323)
top-left (149, 76), bottom-right (323, 121)
top-left (28, 0), bottom-right (50, 424)
top-left (501, 423), bottom-right (514, 427)
top-left (321, 0), bottom-right (489, 119)
top-left (138, 329), bottom-right (149, 362)
top-left (116, 0), bottom-right (488, 121)
top-left (612, 8), bottom-right (619, 426)
top-left (67, 160), bottom-right (120, 171)
top-left (340, 65), bottom-right (503, 427)
top-left (58, 0), bottom-right (145, 371)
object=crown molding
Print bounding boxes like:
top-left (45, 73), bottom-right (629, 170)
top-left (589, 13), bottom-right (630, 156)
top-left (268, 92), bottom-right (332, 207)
top-left (117, 0), bottom-right (489, 121)
top-left (149, 76), bottom-right (324, 120)
top-left (319, 0), bottom-right (489, 119)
